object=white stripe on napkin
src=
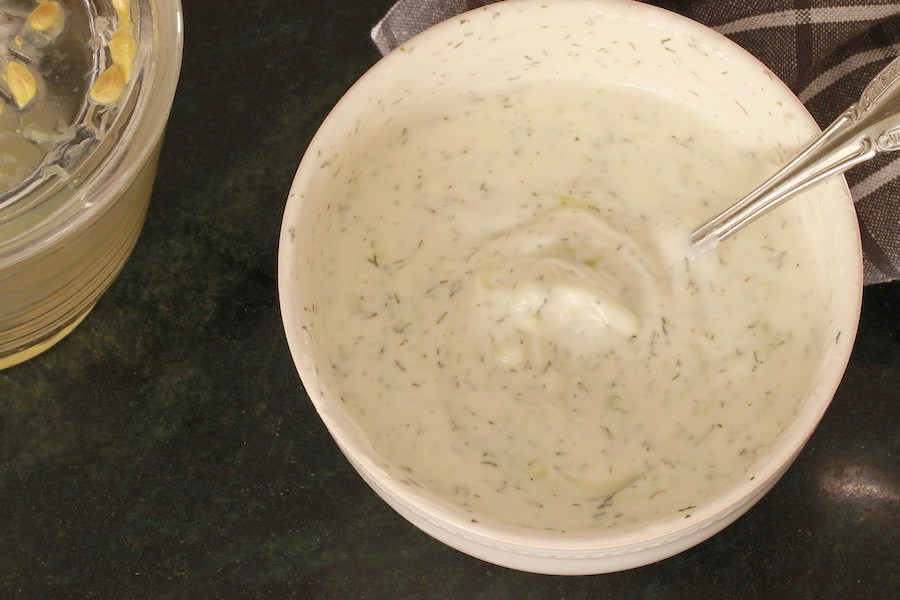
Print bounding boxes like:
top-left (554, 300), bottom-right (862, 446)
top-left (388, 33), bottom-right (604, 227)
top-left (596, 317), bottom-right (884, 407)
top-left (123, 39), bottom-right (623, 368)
top-left (799, 44), bottom-right (900, 102)
top-left (850, 160), bottom-right (900, 201)
top-left (713, 5), bottom-right (900, 36)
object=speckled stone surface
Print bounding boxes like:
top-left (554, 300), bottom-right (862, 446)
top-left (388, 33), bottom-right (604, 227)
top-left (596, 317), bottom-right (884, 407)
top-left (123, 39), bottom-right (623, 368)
top-left (0, 0), bottom-right (897, 597)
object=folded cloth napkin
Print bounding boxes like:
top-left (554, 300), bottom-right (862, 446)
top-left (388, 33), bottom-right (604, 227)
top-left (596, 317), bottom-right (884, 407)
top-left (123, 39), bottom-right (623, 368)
top-left (372, 0), bottom-right (900, 285)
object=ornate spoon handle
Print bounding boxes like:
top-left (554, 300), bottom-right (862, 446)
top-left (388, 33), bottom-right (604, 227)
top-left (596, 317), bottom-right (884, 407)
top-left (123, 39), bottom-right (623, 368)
top-left (690, 55), bottom-right (900, 253)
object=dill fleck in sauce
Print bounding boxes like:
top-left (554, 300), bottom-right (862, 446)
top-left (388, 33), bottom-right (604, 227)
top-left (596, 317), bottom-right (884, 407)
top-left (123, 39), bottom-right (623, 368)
top-left (312, 83), bottom-right (828, 532)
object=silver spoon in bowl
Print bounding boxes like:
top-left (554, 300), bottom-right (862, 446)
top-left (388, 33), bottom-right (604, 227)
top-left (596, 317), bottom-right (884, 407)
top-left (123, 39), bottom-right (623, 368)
top-left (690, 55), bottom-right (900, 254)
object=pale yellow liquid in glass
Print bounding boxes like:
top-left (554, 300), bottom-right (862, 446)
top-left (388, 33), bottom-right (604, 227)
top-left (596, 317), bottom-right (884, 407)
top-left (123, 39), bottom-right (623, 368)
top-left (0, 0), bottom-right (157, 369)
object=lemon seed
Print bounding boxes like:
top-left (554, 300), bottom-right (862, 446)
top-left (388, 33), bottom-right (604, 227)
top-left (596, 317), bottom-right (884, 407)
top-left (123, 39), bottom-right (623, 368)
top-left (5, 61), bottom-right (37, 108)
top-left (90, 65), bottom-right (126, 104)
top-left (112, 0), bottom-right (131, 30)
top-left (27, 1), bottom-right (60, 32)
top-left (109, 31), bottom-right (135, 82)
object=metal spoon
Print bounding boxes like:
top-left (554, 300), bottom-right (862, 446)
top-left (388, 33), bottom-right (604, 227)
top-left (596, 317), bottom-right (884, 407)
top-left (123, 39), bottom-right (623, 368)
top-left (690, 55), bottom-right (900, 253)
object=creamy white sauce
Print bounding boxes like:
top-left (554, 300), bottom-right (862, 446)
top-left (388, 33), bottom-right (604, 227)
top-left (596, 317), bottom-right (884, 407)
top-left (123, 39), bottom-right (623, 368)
top-left (311, 82), bottom-right (827, 532)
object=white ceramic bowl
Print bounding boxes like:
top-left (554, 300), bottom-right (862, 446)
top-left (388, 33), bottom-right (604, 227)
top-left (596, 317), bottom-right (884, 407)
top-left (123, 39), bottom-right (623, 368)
top-left (279, 0), bottom-right (862, 574)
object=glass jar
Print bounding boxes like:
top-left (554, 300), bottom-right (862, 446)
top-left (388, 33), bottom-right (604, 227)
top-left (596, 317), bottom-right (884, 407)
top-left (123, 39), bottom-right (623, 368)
top-left (0, 0), bottom-right (183, 369)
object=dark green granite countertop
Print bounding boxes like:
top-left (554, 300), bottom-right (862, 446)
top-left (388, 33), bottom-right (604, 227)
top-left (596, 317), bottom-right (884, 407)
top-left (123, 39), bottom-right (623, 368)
top-left (1, 0), bottom-right (898, 597)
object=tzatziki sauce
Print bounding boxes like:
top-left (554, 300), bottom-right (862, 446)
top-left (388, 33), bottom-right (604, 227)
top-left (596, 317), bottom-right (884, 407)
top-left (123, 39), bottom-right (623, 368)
top-left (309, 82), bottom-right (829, 532)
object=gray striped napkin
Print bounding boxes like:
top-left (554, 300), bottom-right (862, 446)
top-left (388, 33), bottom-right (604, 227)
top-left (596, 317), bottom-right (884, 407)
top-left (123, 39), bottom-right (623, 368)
top-left (372, 0), bottom-right (900, 285)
